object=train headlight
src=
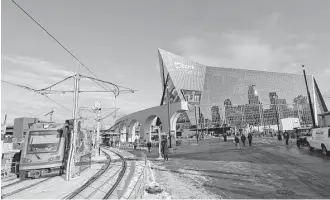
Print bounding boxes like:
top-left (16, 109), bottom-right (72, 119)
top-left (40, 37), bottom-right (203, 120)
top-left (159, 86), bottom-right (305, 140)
top-left (22, 158), bottom-right (32, 163)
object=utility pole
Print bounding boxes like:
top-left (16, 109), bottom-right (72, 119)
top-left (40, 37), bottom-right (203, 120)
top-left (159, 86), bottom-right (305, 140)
top-left (95, 101), bottom-right (101, 157)
top-left (66, 71), bottom-right (80, 181)
top-left (44, 108), bottom-right (55, 122)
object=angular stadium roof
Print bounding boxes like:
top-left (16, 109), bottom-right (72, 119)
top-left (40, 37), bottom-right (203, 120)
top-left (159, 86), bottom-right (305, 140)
top-left (157, 49), bottom-right (328, 124)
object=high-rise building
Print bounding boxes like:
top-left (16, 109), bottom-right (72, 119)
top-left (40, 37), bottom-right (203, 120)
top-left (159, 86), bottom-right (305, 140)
top-left (211, 106), bottom-right (220, 125)
top-left (248, 85), bottom-right (260, 104)
top-left (269, 92), bottom-right (278, 105)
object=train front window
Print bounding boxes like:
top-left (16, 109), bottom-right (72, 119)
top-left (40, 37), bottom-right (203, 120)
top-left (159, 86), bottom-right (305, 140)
top-left (27, 131), bottom-right (61, 153)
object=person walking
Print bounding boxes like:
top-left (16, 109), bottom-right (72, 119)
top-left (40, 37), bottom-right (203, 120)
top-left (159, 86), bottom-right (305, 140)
top-left (284, 131), bottom-right (289, 146)
top-left (241, 134), bottom-right (246, 147)
top-left (234, 134), bottom-right (241, 151)
top-left (248, 132), bottom-right (253, 147)
top-left (162, 140), bottom-right (169, 161)
top-left (147, 141), bottom-right (152, 153)
top-left (133, 141), bottom-right (137, 150)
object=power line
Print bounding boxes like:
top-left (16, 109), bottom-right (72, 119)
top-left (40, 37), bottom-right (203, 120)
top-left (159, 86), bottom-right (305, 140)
top-left (11, 0), bottom-right (113, 92)
top-left (2, 80), bottom-right (72, 112)
top-left (37, 75), bottom-right (74, 91)
top-left (80, 75), bottom-right (136, 96)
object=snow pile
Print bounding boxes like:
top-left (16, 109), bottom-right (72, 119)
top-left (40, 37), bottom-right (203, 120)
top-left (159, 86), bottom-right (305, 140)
top-left (149, 162), bottom-right (221, 199)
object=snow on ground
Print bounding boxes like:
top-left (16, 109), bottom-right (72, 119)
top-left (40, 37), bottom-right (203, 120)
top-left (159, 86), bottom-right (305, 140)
top-left (6, 163), bottom-right (103, 199)
top-left (145, 161), bottom-right (221, 199)
top-left (1, 177), bottom-right (20, 187)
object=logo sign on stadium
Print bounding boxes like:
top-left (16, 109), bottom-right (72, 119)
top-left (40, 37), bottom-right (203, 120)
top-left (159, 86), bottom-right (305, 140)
top-left (172, 61), bottom-right (201, 75)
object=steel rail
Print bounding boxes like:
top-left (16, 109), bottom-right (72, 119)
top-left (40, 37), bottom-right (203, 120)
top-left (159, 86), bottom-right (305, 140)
top-left (65, 150), bottom-right (111, 199)
top-left (1, 177), bottom-right (54, 199)
top-left (1, 180), bottom-right (24, 189)
top-left (102, 148), bottom-right (127, 199)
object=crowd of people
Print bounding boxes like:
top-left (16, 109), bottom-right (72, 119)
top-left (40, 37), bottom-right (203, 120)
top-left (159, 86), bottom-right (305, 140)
top-left (233, 130), bottom-right (291, 150)
top-left (234, 132), bottom-right (253, 150)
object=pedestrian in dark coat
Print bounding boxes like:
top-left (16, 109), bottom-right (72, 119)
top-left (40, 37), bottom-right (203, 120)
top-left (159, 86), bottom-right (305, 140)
top-left (241, 134), bottom-right (246, 147)
top-left (133, 141), bottom-right (137, 150)
top-left (284, 131), bottom-right (289, 146)
top-left (234, 135), bottom-right (241, 150)
top-left (147, 141), bottom-right (152, 153)
top-left (162, 141), bottom-right (169, 161)
top-left (248, 133), bottom-right (253, 146)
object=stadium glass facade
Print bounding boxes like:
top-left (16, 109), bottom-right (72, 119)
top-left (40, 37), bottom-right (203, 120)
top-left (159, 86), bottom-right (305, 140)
top-left (158, 49), bottom-right (327, 130)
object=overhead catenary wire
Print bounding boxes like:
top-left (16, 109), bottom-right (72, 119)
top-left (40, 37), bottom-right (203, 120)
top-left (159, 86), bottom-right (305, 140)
top-left (2, 80), bottom-right (72, 112)
top-left (80, 75), bottom-right (136, 97)
top-left (34, 74), bottom-right (136, 96)
top-left (11, 0), bottom-right (115, 93)
top-left (37, 75), bottom-right (74, 91)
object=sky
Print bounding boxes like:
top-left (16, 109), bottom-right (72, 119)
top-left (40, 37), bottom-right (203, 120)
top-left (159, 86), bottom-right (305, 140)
top-left (1, 0), bottom-right (330, 127)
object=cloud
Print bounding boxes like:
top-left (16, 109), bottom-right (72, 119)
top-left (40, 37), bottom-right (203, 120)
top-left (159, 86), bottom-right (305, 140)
top-left (2, 55), bottom-right (76, 90)
top-left (172, 12), bottom-right (330, 108)
top-left (1, 55), bottom-right (139, 126)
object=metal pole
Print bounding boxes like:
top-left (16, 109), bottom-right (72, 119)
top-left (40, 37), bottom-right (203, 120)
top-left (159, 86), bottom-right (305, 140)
top-left (274, 97), bottom-right (280, 132)
top-left (96, 107), bottom-right (101, 156)
top-left (66, 73), bottom-right (79, 181)
top-left (167, 87), bottom-right (172, 148)
top-left (195, 105), bottom-right (198, 142)
top-left (65, 74), bottom-right (76, 181)
top-left (158, 127), bottom-right (162, 159)
top-left (302, 65), bottom-right (316, 128)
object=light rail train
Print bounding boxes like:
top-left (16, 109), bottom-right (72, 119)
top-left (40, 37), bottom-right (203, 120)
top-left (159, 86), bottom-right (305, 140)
top-left (18, 121), bottom-right (72, 179)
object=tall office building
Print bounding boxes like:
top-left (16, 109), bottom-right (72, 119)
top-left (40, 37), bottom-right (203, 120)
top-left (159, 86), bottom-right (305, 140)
top-left (248, 85), bottom-right (260, 104)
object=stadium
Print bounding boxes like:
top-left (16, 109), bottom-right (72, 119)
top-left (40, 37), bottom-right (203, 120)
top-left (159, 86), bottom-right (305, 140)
top-left (157, 49), bottom-right (327, 132)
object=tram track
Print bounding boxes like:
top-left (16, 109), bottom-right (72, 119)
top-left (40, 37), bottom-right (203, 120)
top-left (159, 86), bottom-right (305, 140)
top-left (103, 148), bottom-right (127, 199)
top-left (1, 179), bottom-right (24, 189)
top-left (65, 147), bottom-right (127, 199)
top-left (1, 176), bottom-right (54, 199)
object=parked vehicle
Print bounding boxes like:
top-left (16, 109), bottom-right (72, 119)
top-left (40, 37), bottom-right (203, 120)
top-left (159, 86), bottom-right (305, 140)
top-left (306, 127), bottom-right (330, 156)
top-left (295, 127), bottom-right (312, 148)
